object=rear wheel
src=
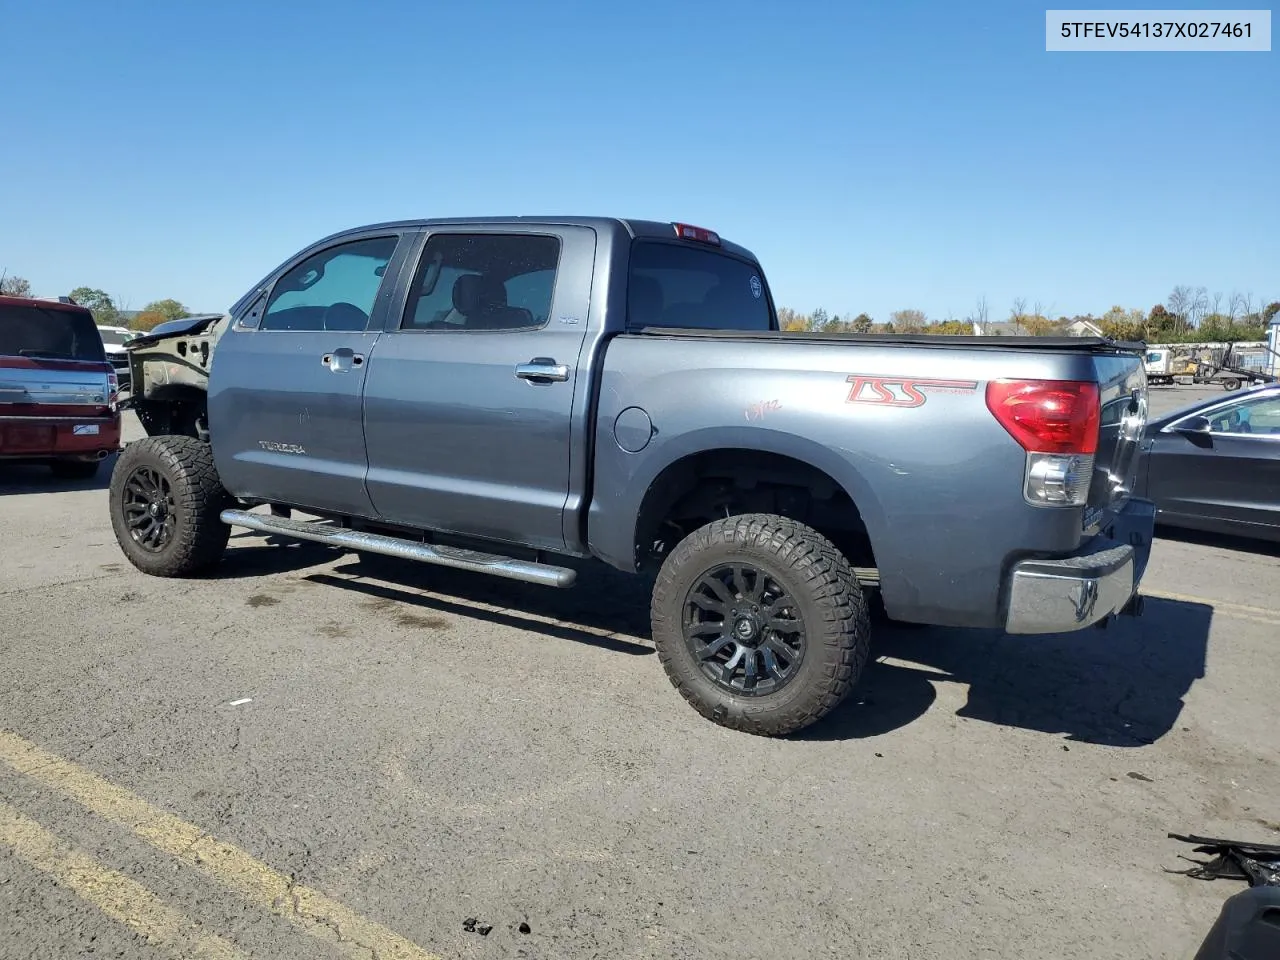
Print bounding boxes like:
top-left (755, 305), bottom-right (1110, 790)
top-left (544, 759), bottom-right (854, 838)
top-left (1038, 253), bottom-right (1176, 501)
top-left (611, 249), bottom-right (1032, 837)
top-left (1222, 377), bottom-right (1241, 391)
top-left (50, 459), bottom-right (101, 481)
top-left (650, 513), bottom-right (870, 737)
top-left (109, 436), bottom-right (231, 577)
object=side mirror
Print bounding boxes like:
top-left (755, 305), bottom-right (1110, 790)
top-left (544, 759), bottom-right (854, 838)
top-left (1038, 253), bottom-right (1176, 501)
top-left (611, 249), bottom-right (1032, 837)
top-left (1174, 415), bottom-right (1212, 436)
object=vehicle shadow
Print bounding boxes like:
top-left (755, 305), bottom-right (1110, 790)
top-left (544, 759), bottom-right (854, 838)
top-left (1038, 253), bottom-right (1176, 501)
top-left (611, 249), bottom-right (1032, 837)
top-left (800, 596), bottom-right (1212, 746)
top-left (286, 550), bottom-right (1210, 745)
top-left (307, 552), bottom-right (655, 657)
top-left (218, 533), bottom-right (346, 579)
top-left (0, 455), bottom-right (117, 494)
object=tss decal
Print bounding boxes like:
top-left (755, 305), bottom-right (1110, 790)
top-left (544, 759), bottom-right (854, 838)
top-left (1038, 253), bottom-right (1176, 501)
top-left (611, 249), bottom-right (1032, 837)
top-left (845, 375), bottom-right (979, 408)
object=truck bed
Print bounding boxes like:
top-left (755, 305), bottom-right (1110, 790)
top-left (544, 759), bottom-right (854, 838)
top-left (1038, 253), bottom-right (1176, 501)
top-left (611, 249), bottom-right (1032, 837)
top-left (636, 326), bottom-right (1146, 353)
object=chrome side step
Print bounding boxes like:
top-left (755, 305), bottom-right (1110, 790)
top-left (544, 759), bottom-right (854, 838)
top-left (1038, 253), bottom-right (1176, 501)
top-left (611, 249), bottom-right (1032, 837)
top-left (219, 509), bottom-right (578, 588)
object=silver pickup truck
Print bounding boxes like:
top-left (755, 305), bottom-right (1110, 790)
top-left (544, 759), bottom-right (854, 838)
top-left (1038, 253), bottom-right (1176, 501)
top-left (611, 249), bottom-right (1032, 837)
top-left (111, 216), bottom-right (1155, 736)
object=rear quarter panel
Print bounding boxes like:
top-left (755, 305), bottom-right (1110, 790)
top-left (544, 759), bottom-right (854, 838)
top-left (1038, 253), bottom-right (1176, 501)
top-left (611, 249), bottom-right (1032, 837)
top-left (589, 334), bottom-right (1129, 628)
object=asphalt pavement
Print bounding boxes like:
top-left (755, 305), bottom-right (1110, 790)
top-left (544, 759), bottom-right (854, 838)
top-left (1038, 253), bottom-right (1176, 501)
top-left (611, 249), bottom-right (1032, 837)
top-left (1, 385), bottom-right (1277, 960)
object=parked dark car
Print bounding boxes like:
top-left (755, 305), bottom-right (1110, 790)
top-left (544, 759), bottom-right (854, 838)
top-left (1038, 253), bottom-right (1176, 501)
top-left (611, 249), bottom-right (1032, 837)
top-left (1136, 384), bottom-right (1280, 543)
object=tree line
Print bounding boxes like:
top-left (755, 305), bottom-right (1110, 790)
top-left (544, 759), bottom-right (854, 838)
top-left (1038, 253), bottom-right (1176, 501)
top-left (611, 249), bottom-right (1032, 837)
top-left (0, 273), bottom-right (192, 331)
top-left (779, 287), bottom-right (1278, 343)
top-left (5, 270), bottom-right (1276, 343)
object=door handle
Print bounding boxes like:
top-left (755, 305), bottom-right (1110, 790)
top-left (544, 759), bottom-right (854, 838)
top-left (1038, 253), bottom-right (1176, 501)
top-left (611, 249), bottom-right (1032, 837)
top-left (322, 348), bottom-right (364, 372)
top-left (515, 358), bottom-right (570, 383)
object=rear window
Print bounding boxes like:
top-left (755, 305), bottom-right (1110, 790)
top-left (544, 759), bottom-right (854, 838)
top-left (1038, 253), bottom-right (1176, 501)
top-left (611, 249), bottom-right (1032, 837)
top-left (0, 304), bottom-right (106, 362)
top-left (627, 240), bottom-right (775, 332)
top-left (98, 328), bottom-right (137, 347)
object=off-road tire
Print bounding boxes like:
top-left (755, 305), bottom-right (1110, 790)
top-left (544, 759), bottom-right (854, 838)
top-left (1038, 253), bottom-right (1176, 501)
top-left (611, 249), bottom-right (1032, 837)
top-left (109, 436), bottom-right (231, 577)
top-left (650, 513), bottom-right (871, 737)
top-left (50, 459), bottom-right (101, 481)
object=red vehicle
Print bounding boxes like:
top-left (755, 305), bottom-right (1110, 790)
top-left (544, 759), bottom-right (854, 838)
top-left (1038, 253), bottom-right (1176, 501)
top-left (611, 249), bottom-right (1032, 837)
top-left (1, 295), bottom-right (121, 479)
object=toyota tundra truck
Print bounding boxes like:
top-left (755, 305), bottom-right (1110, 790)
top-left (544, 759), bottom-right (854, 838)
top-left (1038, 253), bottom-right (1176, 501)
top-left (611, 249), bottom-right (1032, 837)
top-left (109, 216), bottom-right (1155, 737)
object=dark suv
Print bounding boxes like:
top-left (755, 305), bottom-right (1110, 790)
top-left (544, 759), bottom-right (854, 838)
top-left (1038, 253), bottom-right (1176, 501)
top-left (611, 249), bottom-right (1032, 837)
top-left (0, 295), bottom-right (122, 479)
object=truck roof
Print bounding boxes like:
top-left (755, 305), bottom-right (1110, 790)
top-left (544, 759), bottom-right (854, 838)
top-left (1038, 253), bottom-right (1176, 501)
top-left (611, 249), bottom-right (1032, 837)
top-left (0, 294), bottom-right (94, 315)
top-left (302, 216), bottom-right (761, 263)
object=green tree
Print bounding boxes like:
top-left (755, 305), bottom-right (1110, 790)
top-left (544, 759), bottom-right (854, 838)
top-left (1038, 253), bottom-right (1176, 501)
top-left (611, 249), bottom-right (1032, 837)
top-left (141, 298), bottom-right (190, 324)
top-left (68, 287), bottom-right (121, 325)
top-left (851, 312), bottom-right (873, 333)
top-left (1263, 301), bottom-right (1280, 325)
top-left (0, 272), bottom-right (32, 297)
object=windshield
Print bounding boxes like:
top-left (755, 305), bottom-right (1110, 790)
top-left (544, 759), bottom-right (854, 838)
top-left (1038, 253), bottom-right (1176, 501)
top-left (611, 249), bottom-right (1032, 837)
top-left (97, 328), bottom-right (136, 346)
top-left (0, 304), bottom-right (107, 362)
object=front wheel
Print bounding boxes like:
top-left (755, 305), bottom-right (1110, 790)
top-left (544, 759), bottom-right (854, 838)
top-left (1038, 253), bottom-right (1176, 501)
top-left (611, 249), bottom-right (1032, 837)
top-left (650, 514), bottom-right (871, 737)
top-left (108, 436), bottom-right (231, 577)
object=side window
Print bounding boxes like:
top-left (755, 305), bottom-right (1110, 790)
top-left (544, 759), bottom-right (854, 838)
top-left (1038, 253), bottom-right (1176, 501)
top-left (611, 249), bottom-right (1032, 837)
top-left (627, 240), bottom-right (774, 332)
top-left (400, 233), bottom-right (560, 332)
top-left (1203, 394), bottom-right (1280, 435)
top-left (260, 236), bottom-right (398, 332)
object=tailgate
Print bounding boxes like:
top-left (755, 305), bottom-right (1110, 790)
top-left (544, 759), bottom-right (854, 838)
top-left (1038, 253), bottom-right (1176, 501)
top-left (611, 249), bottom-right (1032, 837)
top-left (1085, 353), bottom-right (1148, 530)
top-left (0, 359), bottom-right (113, 416)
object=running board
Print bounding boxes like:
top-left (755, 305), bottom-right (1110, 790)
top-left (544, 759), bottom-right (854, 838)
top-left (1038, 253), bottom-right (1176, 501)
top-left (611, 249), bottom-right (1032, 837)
top-left (219, 509), bottom-right (578, 588)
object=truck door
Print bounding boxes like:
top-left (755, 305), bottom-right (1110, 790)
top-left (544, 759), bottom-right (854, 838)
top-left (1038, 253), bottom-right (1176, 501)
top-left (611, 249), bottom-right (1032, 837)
top-left (361, 226), bottom-right (595, 553)
top-left (208, 232), bottom-right (409, 518)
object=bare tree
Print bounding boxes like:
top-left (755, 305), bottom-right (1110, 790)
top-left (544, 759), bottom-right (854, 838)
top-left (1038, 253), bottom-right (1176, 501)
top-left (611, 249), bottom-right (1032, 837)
top-left (1211, 291), bottom-right (1223, 320)
top-left (0, 270), bottom-right (33, 298)
top-left (967, 295), bottom-right (990, 334)
top-left (1227, 291), bottom-right (1245, 325)
top-left (1009, 297), bottom-right (1027, 335)
top-left (1168, 286), bottom-right (1191, 334)
top-left (1189, 286), bottom-right (1210, 330)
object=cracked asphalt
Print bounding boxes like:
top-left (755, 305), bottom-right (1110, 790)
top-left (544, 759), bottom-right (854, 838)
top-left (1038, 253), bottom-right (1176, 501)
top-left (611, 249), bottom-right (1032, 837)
top-left (1, 386), bottom-right (1278, 960)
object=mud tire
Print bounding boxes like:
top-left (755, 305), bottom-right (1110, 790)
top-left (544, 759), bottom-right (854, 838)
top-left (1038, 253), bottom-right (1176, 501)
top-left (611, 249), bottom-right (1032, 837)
top-left (109, 436), bottom-right (231, 577)
top-left (650, 513), bottom-right (871, 737)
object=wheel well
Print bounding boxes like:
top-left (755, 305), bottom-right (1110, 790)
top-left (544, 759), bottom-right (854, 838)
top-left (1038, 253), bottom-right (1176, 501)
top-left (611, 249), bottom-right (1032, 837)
top-left (634, 449), bottom-right (876, 574)
top-left (132, 385), bottom-right (209, 441)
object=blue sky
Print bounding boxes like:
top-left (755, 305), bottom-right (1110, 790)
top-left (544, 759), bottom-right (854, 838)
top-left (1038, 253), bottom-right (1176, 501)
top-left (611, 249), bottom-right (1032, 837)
top-left (1, 0), bottom-right (1275, 321)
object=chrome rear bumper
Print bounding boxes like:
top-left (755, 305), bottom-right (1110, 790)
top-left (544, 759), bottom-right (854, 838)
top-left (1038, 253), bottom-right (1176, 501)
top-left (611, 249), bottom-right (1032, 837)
top-left (1004, 497), bottom-right (1155, 634)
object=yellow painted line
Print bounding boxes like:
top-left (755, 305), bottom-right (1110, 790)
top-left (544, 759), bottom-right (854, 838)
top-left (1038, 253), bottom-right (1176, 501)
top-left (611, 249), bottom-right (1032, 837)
top-left (0, 730), bottom-right (441, 960)
top-left (0, 800), bottom-right (248, 960)
top-left (1141, 589), bottom-right (1280, 626)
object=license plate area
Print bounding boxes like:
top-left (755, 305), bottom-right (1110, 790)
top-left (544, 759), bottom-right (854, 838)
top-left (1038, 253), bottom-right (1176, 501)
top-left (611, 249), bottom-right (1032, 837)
top-left (1, 423), bottom-right (57, 451)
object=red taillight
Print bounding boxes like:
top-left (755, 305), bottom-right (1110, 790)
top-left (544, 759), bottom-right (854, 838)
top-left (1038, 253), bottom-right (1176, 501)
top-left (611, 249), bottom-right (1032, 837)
top-left (672, 222), bottom-right (721, 245)
top-left (107, 370), bottom-right (119, 412)
top-left (985, 379), bottom-right (1100, 454)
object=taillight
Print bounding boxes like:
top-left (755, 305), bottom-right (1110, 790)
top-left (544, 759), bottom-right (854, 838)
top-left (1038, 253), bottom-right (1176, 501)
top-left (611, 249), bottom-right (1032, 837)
top-left (107, 370), bottom-right (119, 412)
top-left (986, 379), bottom-right (1100, 507)
top-left (671, 222), bottom-right (721, 245)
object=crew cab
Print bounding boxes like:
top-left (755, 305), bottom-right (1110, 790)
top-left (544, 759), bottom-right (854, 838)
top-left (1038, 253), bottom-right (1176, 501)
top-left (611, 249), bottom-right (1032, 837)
top-left (109, 217), bottom-right (1155, 736)
top-left (1, 294), bottom-right (121, 479)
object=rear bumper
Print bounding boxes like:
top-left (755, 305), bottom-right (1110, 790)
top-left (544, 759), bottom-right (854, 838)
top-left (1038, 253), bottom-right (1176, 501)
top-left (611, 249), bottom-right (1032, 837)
top-left (1004, 497), bottom-right (1155, 634)
top-left (0, 414), bottom-right (122, 461)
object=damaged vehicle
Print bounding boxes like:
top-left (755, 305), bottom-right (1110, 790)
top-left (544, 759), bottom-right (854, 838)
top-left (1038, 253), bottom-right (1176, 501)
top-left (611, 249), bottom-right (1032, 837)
top-left (110, 216), bottom-right (1156, 736)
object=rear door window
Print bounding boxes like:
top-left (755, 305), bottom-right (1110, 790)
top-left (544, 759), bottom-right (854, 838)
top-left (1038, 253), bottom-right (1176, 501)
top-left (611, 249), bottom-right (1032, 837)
top-left (0, 304), bottom-right (106, 362)
top-left (399, 233), bottom-right (561, 332)
top-left (627, 241), bottom-right (775, 331)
